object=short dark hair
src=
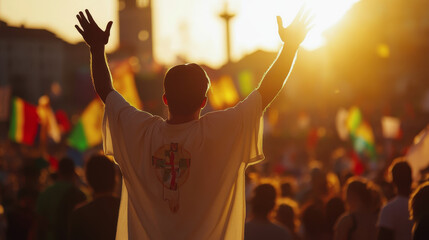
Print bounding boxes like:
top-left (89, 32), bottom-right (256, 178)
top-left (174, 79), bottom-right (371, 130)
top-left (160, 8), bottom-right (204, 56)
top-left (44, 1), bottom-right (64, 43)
top-left (345, 177), bottom-right (371, 207)
top-left (389, 158), bottom-right (412, 191)
top-left (251, 183), bottom-right (277, 218)
top-left (164, 63), bottom-right (210, 115)
top-left (86, 154), bottom-right (116, 193)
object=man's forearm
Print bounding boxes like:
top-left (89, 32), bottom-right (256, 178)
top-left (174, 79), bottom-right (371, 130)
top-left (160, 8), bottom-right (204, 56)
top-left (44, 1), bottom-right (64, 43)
top-left (90, 46), bottom-right (113, 103)
top-left (257, 44), bottom-right (298, 108)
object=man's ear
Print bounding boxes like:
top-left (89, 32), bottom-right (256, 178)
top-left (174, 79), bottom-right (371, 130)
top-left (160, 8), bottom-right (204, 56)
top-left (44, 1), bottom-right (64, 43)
top-left (200, 97), bottom-right (207, 109)
top-left (162, 94), bottom-right (168, 106)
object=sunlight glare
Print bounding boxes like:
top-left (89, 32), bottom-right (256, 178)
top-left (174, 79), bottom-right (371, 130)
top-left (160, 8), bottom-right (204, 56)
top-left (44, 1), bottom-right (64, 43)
top-left (275, 0), bottom-right (360, 50)
top-left (300, 0), bottom-right (360, 50)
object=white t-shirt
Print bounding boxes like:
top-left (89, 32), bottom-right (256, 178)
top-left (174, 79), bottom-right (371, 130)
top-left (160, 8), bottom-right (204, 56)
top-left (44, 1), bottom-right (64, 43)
top-left (378, 196), bottom-right (413, 240)
top-left (102, 90), bottom-right (265, 240)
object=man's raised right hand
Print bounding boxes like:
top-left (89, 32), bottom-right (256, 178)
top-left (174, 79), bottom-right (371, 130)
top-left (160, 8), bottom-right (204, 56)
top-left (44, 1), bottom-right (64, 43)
top-left (75, 9), bottom-right (113, 49)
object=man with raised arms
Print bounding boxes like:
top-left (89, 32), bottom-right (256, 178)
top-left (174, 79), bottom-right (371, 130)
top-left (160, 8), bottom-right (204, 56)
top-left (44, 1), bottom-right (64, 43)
top-left (75, 9), bottom-right (311, 239)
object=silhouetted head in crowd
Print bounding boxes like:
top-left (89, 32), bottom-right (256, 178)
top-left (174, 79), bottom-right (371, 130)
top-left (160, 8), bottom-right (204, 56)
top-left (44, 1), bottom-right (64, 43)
top-left (163, 63), bottom-right (210, 117)
top-left (280, 182), bottom-right (294, 198)
top-left (344, 177), bottom-right (372, 212)
top-left (251, 183), bottom-right (277, 219)
top-left (389, 158), bottom-right (412, 197)
top-left (326, 197), bottom-right (345, 233)
top-left (409, 182), bottom-right (429, 238)
top-left (58, 157), bottom-right (76, 181)
top-left (311, 168), bottom-right (328, 197)
top-left (301, 200), bottom-right (327, 237)
top-left (276, 203), bottom-right (296, 234)
top-left (86, 154), bottom-right (116, 194)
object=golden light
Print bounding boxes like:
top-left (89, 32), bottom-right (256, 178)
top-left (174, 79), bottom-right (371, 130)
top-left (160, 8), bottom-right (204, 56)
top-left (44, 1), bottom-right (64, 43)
top-left (138, 30), bottom-right (150, 42)
top-left (277, 0), bottom-right (361, 50)
top-left (377, 44), bottom-right (390, 58)
top-left (209, 75), bottom-right (239, 109)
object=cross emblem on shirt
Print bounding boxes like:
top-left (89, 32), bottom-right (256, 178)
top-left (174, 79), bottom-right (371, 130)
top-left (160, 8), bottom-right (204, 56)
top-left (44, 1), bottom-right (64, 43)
top-left (152, 143), bottom-right (191, 212)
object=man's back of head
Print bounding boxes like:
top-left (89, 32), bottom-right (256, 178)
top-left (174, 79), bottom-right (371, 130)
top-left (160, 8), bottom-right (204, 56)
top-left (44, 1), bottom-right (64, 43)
top-left (163, 63), bottom-right (210, 115)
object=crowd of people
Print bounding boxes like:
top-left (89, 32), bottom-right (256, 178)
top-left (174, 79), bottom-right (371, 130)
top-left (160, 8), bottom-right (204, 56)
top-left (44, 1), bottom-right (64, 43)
top-left (0, 150), bottom-right (120, 240)
top-left (244, 158), bottom-right (429, 240)
top-left (0, 147), bottom-right (428, 240)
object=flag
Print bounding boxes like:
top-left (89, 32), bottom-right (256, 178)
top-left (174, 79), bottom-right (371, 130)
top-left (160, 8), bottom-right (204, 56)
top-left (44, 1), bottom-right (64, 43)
top-left (352, 121), bottom-right (377, 160)
top-left (346, 106), bottom-right (377, 161)
top-left (68, 99), bottom-right (104, 152)
top-left (407, 125), bottom-right (429, 181)
top-left (55, 110), bottom-right (71, 133)
top-left (346, 107), bottom-right (362, 133)
top-left (8, 97), bottom-right (40, 145)
top-left (111, 59), bottom-right (142, 109)
top-left (37, 95), bottom-right (61, 143)
top-left (350, 151), bottom-right (365, 175)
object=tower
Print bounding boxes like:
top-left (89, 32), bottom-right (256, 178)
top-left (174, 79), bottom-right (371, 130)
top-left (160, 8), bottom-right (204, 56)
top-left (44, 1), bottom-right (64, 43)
top-left (219, 4), bottom-right (235, 64)
top-left (118, 0), bottom-right (153, 68)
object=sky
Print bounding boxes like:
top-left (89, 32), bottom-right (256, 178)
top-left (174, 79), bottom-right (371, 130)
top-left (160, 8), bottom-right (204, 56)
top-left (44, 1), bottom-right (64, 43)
top-left (0, 0), bottom-right (359, 68)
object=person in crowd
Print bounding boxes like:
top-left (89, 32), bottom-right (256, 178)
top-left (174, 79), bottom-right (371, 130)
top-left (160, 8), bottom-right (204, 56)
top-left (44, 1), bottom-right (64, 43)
top-left (334, 177), bottom-right (378, 240)
top-left (276, 202), bottom-right (300, 240)
top-left (69, 154), bottom-right (120, 240)
top-left (297, 168), bottom-right (329, 205)
top-left (74, 7), bottom-right (311, 239)
top-left (245, 183), bottom-right (292, 240)
top-left (35, 157), bottom-right (86, 240)
top-left (326, 197), bottom-right (346, 237)
top-left (7, 162), bottom-right (40, 240)
top-left (280, 181), bottom-right (295, 199)
top-left (409, 181), bottom-right (429, 240)
top-left (300, 200), bottom-right (329, 240)
top-left (377, 159), bottom-right (413, 240)
top-left (369, 183), bottom-right (385, 214)
top-left (7, 188), bottom-right (38, 240)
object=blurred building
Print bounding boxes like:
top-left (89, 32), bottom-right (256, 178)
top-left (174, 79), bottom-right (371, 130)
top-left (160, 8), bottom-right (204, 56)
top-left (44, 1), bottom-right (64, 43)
top-left (0, 21), bottom-right (64, 104)
top-left (117, 0), bottom-right (153, 69)
top-left (0, 20), bottom-right (90, 112)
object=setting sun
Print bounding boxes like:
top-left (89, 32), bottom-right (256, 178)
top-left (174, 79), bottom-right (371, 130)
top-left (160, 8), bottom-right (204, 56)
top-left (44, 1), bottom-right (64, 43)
top-left (300, 0), bottom-right (360, 49)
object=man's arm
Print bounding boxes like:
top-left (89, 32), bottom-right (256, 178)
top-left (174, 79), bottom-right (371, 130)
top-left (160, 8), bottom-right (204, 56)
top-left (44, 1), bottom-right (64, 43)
top-left (75, 10), bottom-right (114, 102)
top-left (257, 10), bottom-right (312, 109)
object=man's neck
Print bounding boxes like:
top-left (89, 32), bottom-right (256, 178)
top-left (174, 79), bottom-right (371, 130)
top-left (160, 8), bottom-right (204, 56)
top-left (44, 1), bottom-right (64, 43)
top-left (167, 111), bottom-right (200, 124)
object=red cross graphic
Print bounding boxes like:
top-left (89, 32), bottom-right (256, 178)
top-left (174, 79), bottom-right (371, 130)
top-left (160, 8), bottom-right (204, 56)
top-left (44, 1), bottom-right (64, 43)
top-left (166, 150), bottom-right (177, 190)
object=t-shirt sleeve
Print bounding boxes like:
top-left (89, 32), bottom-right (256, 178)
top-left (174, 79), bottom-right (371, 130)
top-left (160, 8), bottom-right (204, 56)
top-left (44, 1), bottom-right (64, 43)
top-left (235, 90), bottom-right (265, 165)
top-left (377, 204), bottom-right (394, 229)
top-left (205, 90), bottom-right (265, 165)
top-left (333, 214), bottom-right (352, 240)
top-left (102, 90), bottom-right (153, 168)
